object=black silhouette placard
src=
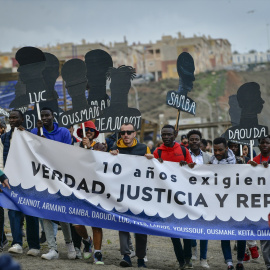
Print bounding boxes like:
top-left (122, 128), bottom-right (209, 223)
top-left (95, 65), bottom-right (141, 133)
top-left (166, 52), bottom-right (196, 115)
top-left (85, 49), bottom-right (112, 110)
top-left (225, 94), bottom-right (258, 146)
top-left (22, 52), bottom-right (62, 130)
top-left (15, 46), bottom-right (49, 104)
top-left (224, 82), bottom-right (268, 140)
top-left (58, 59), bottom-right (100, 127)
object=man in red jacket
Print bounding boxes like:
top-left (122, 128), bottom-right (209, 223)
top-left (153, 124), bottom-right (195, 270)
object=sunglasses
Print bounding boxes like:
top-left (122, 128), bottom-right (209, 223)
top-left (80, 127), bottom-right (95, 133)
top-left (119, 130), bottom-right (135, 136)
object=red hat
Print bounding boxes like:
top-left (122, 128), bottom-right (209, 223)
top-left (77, 121), bottom-right (99, 139)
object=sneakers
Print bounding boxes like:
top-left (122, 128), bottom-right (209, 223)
top-left (83, 238), bottom-right (93, 259)
top-left (66, 242), bottom-right (76, 260)
top-left (39, 231), bottom-right (46, 244)
top-left (8, 244), bottom-right (23, 254)
top-left (94, 251), bottom-right (104, 265)
top-left (200, 259), bottom-right (210, 268)
top-left (41, 249), bottom-right (59, 260)
top-left (243, 252), bottom-right (250, 262)
top-left (249, 246), bottom-right (260, 260)
top-left (236, 263), bottom-right (245, 270)
top-left (120, 254), bottom-right (132, 267)
top-left (191, 246), bottom-right (197, 260)
top-left (75, 247), bottom-right (82, 259)
top-left (184, 259), bottom-right (193, 269)
top-left (138, 258), bottom-right (147, 268)
top-left (27, 249), bottom-right (40, 257)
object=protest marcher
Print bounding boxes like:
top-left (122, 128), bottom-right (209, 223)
top-left (31, 107), bottom-right (76, 260)
top-left (227, 143), bottom-right (260, 262)
top-left (180, 134), bottom-right (189, 148)
top-left (153, 125), bottom-right (195, 270)
top-left (0, 110), bottom-right (40, 256)
top-left (110, 122), bottom-right (153, 268)
top-left (227, 141), bottom-right (248, 164)
top-left (200, 139), bottom-right (207, 152)
top-left (0, 120), bottom-right (7, 135)
top-left (0, 167), bottom-right (10, 253)
top-left (74, 120), bottom-right (105, 264)
top-left (242, 145), bottom-right (249, 158)
top-left (210, 137), bottom-right (246, 270)
top-left (187, 130), bottom-right (211, 269)
top-left (249, 135), bottom-right (270, 269)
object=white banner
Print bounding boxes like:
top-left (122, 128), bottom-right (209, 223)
top-left (1, 130), bottom-right (270, 239)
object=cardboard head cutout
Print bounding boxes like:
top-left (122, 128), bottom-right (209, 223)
top-left (58, 59), bottom-right (100, 127)
top-left (85, 49), bottom-right (112, 110)
top-left (224, 94), bottom-right (258, 146)
top-left (166, 52), bottom-right (196, 115)
top-left (224, 82), bottom-right (268, 141)
top-left (95, 65), bottom-right (141, 133)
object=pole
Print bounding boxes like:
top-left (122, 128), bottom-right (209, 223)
top-left (250, 140), bottom-right (253, 161)
top-left (36, 102), bottom-right (43, 136)
top-left (82, 122), bottom-right (87, 149)
top-left (175, 110), bottom-right (181, 134)
top-left (240, 144), bottom-right (243, 156)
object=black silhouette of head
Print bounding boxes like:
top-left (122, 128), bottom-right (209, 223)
top-left (107, 65), bottom-right (136, 95)
top-left (61, 59), bottom-right (87, 97)
top-left (177, 52), bottom-right (195, 95)
top-left (16, 46), bottom-right (46, 83)
top-left (85, 49), bottom-right (113, 89)
top-left (237, 82), bottom-right (264, 115)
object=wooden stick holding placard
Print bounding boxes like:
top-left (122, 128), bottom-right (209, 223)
top-left (82, 122), bottom-right (87, 149)
top-left (240, 144), bottom-right (243, 156)
top-left (175, 110), bottom-right (181, 134)
top-left (250, 140), bottom-right (253, 161)
top-left (36, 102), bottom-right (43, 136)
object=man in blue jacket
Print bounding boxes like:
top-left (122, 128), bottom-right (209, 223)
top-left (31, 107), bottom-right (76, 260)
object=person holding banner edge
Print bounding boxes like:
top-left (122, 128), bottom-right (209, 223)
top-left (249, 135), bottom-right (270, 270)
top-left (110, 122), bottom-right (153, 268)
top-left (210, 137), bottom-right (246, 270)
top-left (75, 120), bottom-right (105, 264)
top-left (0, 110), bottom-right (41, 256)
top-left (31, 107), bottom-right (76, 260)
top-left (187, 130), bottom-right (211, 269)
top-left (153, 124), bottom-right (195, 270)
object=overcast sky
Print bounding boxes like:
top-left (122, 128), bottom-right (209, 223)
top-left (1, 0), bottom-right (269, 54)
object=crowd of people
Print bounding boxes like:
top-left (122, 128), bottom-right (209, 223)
top-left (0, 108), bottom-right (269, 270)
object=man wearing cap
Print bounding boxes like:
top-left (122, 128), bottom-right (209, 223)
top-left (74, 120), bottom-right (105, 264)
top-left (110, 122), bottom-right (153, 268)
top-left (31, 107), bottom-right (76, 260)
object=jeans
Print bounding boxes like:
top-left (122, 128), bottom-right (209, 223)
top-left (43, 219), bottom-right (72, 251)
top-left (40, 219), bottom-right (57, 238)
top-left (191, 239), bottom-right (208, 260)
top-left (221, 240), bottom-right (246, 263)
top-left (171, 238), bottom-right (192, 265)
top-left (8, 209), bottom-right (40, 249)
